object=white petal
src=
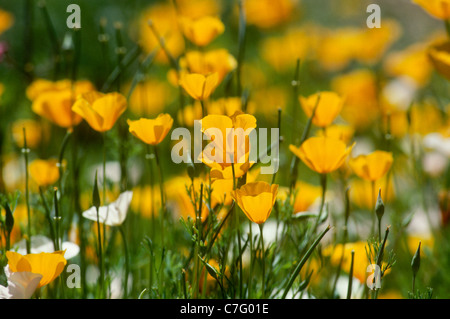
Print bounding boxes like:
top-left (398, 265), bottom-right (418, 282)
top-left (7, 271), bottom-right (43, 299)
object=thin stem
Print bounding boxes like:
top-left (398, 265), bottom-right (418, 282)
top-left (259, 223), bottom-right (265, 299)
top-left (282, 225), bottom-right (331, 299)
top-left (153, 146), bottom-right (166, 247)
top-left (119, 226), bottom-right (129, 299)
top-left (248, 220), bottom-right (253, 298)
top-left (347, 250), bottom-right (355, 299)
top-left (232, 163), bottom-right (243, 298)
top-left (22, 128), bottom-right (31, 254)
top-left (371, 181), bottom-right (376, 237)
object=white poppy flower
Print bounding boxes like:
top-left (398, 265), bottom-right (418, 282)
top-left (82, 191), bottom-right (133, 226)
top-left (13, 235), bottom-right (80, 260)
top-left (0, 265), bottom-right (43, 299)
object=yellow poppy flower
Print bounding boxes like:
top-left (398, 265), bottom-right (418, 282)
top-left (127, 113), bottom-right (174, 145)
top-left (28, 159), bottom-right (60, 187)
top-left (299, 91), bottom-right (344, 128)
top-left (6, 251), bottom-right (67, 288)
top-left (179, 72), bottom-right (219, 101)
top-left (179, 49), bottom-right (237, 84)
top-left (232, 181), bottom-right (278, 224)
top-left (179, 16), bottom-right (225, 47)
top-left (72, 91), bottom-right (127, 132)
top-left (349, 151), bottom-right (393, 182)
top-left (289, 136), bottom-right (354, 174)
top-left (0, 9), bottom-right (14, 35)
top-left (199, 113), bottom-right (257, 174)
top-left (412, 0), bottom-right (450, 20)
top-left (428, 40), bottom-right (450, 80)
top-left (32, 90), bottom-right (82, 129)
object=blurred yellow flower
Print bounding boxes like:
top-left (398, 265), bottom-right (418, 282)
top-left (331, 69), bottom-right (379, 130)
top-left (349, 151), bottom-right (393, 182)
top-left (175, 0), bottom-right (221, 19)
top-left (349, 177), bottom-right (395, 210)
top-left (261, 27), bottom-right (313, 72)
top-left (0, 9), bottom-right (14, 35)
top-left (138, 3), bottom-right (184, 64)
top-left (165, 176), bottom-right (210, 222)
top-left (26, 79), bottom-right (94, 101)
top-left (384, 43), bottom-right (433, 87)
top-left (232, 181), bottom-right (278, 224)
top-left (179, 16), bottom-right (224, 47)
top-left (293, 181), bottom-right (322, 213)
top-left (28, 79), bottom-right (95, 129)
top-left (179, 49), bottom-right (237, 84)
top-left (177, 101), bottom-right (203, 127)
top-left (6, 251), bottom-right (67, 288)
top-left (207, 97), bottom-right (246, 116)
top-left (252, 86), bottom-right (288, 115)
top-left (299, 91), bottom-right (344, 128)
top-left (315, 28), bottom-right (361, 71)
top-left (11, 119), bottom-right (47, 149)
top-left (179, 72), bottom-right (219, 101)
top-left (316, 124), bottom-right (354, 144)
top-left (353, 20), bottom-right (400, 64)
top-left (289, 136), bottom-right (354, 174)
top-left (127, 79), bottom-right (174, 117)
top-left (409, 101), bottom-right (445, 135)
top-left (315, 21), bottom-right (399, 71)
top-left (29, 158), bottom-right (60, 187)
top-left (72, 91), bottom-right (127, 132)
top-left (0, 83), bottom-right (4, 98)
top-left (428, 40), bottom-right (450, 80)
top-left (412, 0), bottom-right (450, 20)
top-left (130, 185), bottom-right (161, 218)
top-left (323, 241), bottom-right (389, 285)
top-left (244, 0), bottom-right (296, 29)
top-left (128, 113), bottom-right (174, 145)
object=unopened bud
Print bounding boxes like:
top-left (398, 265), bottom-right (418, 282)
top-left (375, 188), bottom-right (384, 221)
top-left (411, 241), bottom-right (421, 276)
